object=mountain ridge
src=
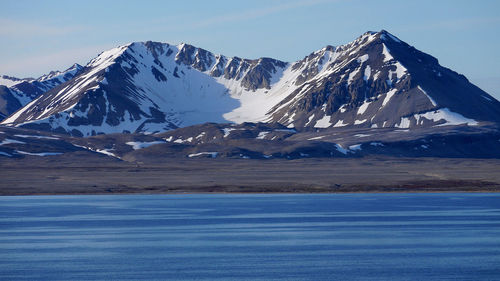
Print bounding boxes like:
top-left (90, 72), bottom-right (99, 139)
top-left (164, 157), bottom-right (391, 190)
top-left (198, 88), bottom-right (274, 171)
top-left (1, 30), bottom-right (499, 137)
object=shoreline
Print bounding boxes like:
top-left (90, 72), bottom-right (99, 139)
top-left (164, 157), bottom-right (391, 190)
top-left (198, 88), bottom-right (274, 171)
top-left (2, 157), bottom-right (499, 196)
top-left (2, 183), bottom-right (500, 196)
top-left (3, 190), bottom-right (500, 196)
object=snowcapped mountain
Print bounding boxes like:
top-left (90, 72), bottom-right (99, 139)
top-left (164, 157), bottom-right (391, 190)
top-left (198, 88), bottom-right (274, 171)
top-left (0, 63), bottom-right (83, 120)
top-left (265, 31), bottom-right (500, 129)
top-left (2, 30), bottom-right (499, 136)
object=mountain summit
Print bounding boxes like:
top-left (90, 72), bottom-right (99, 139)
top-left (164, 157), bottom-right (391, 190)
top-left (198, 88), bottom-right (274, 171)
top-left (1, 30), bottom-right (499, 136)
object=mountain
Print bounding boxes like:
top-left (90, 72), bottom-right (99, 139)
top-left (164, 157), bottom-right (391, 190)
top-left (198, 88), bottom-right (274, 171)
top-left (1, 30), bottom-right (499, 137)
top-left (0, 63), bottom-right (83, 120)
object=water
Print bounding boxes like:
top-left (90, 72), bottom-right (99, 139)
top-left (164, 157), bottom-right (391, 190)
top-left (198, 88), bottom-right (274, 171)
top-left (0, 193), bottom-right (499, 280)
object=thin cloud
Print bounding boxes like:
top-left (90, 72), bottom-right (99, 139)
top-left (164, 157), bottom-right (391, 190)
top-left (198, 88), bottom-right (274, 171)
top-left (0, 19), bottom-right (87, 37)
top-left (100, 0), bottom-right (347, 41)
top-left (0, 44), bottom-right (116, 78)
top-left (398, 17), bottom-right (500, 32)
top-left (181, 0), bottom-right (347, 30)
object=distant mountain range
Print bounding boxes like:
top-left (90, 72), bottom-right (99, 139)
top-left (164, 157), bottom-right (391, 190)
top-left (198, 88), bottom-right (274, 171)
top-left (0, 63), bottom-right (82, 120)
top-left (0, 30), bottom-right (499, 160)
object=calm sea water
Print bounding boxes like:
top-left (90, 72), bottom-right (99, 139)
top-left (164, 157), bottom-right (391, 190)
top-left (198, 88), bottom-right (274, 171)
top-left (0, 193), bottom-right (499, 280)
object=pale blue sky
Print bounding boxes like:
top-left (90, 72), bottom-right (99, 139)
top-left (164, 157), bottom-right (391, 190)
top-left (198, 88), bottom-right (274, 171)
top-left (1, 0), bottom-right (499, 99)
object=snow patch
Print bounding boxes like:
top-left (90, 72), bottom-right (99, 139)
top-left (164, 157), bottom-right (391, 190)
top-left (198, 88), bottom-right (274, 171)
top-left (382, 89), bottom-right (397, 107)
top-left (357, 100), bottom-right (371, 115)
top-left (314, 115), bottom-right (332, 128)
top-left (126, 141), bottom-right (165, 150)
top-left (348, 67), bottom-right (361, 85)
top-left (173, 137), bottom-right (194, 143)
top-left (333, 120), bottom-right (348, 127)
top-left (357, 54), bottom-right (369, 64)
top-left (72, 144), bottom-right (120, 159)
top-left (395, 117), bottom-right (411, 129)
top-left (335, 144), bottom-right (348, 154)
top-left (222, 128), bottom-right (242, 137)
top-left (16, 150), bottom-right (62, 156)
top-left (388, 62), bottom-right (407, 82)
top-left (188, 152), bottom-right (218, 158)
top-left (382, 44), bottom-right (393, 62)
top-left (256, 131), bottom-right (270, 139)
top-left (308, 135), bottom-right (325, 141)
top-left (349, 144), bottom-right (362, 151)
top-left (305, 114), bottom-right (315, 126)
top-left (14, 134), bottom-right (59, 140)
top-left (364, 65), bottom-right (371, 81)
top-left (95, 149), bottom-right (118, 158)
top-left (414, 108), bottom-right (478, 127)
top-left (0, 139), bottom-right (25, 145)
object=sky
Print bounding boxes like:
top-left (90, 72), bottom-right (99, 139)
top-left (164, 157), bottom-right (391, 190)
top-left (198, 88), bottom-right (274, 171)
top-left (1, 0), bottom-right (499, 99)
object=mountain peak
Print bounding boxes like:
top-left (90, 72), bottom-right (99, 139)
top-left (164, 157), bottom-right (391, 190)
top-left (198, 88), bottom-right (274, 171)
top-left (377, 29), bottom-right (403, 43)
top-left (69, 63), bottom-right (83, 70)
top-left (37, 62), bottom-right (84, 83)
top-left (352, 30), bottom-right (403, 47)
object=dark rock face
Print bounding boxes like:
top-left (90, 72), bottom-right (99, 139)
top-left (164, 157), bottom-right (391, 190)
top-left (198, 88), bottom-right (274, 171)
top-left (144, 41), bottom-right (170, 68)
top-left (171, 43), bottom-right (288, 92)
top-left (151, 66), bottom-right (167, 82)
top-left (241, 58), bottom-right (288, 90)
top-left (175, 44), bottom-right (214, 72)
top-left (223, 57), bottom-right (245, 80)
top-left (209, 56), bottom-right (226, 77)
top-left (292, 45), bottom-right (335, 85)
top-left (0, 86), bottom-right (22, 119)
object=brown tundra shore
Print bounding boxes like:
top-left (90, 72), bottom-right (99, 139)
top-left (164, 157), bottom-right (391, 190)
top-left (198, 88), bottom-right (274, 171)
top-left (1, 156), bottom-right (500, 195)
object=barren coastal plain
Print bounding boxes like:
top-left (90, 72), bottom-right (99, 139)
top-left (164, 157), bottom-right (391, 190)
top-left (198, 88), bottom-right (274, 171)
top-left (2, 156), bottom-right (499, 195)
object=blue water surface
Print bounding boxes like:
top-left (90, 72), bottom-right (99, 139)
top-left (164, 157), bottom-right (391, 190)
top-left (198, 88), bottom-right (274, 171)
top-left (0, 193), bottom-right (499, 280)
